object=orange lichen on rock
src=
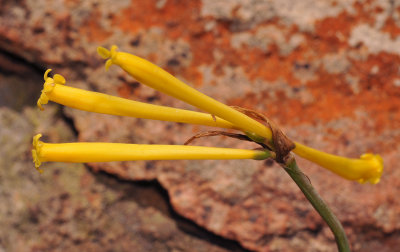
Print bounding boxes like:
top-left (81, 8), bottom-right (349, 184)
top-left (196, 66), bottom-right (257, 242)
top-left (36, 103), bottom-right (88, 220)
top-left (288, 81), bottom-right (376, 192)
top-left (80, 10), bottom-right (112, 42)
top-left (348, 52), bottom-right (400, 132)
top-left (111, 0), bottom-right (208, 86)
top-left (382, 17), bottom-right (400, 39)
top-left (107, 0), bottom-right (399, 151)
top-left (111, 0), bottom-right (202, 37)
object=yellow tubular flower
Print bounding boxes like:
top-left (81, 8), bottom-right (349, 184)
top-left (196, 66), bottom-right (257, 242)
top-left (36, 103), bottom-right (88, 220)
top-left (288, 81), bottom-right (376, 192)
top-left (32, 134), bottom-right (272, 172)
top-left (96, 46), bottom-right (384, 184)
top-left (97, 46), bottom-right (273, 142)
top-left (294, 142), bottom-right (383, 184)
top-left (37, 70), bottom-right (235, 129)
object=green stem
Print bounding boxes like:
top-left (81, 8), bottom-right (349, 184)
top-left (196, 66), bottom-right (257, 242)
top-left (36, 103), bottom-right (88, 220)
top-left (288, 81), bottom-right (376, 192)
top-left (281, 155), bottom-right (350, 252)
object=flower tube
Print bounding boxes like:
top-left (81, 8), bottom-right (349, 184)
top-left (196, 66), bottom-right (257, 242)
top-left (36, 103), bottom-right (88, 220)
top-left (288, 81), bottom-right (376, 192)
top-left (97, 46), bottom-right (273, 142)
top-left (293, 142), bottom-right (383, 184)
top-left (37, 69), bottom-right (235, 129)
top-left (32, 134), bottom-right (272, 173)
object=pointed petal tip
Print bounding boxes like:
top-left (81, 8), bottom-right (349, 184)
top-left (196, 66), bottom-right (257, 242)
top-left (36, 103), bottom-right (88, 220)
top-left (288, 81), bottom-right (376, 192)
top-left (97, 46), bottom-right (111, 59)
top-left (44, 69), bottom-right (52, 81)
top-left (110, 45), bottom-right (118, 53)
top-left (53, 74), bottom-right (66, 85)
top-left (37, 101), bottom-right (44, 110)
top-left (33, 134), bottom-right (42, 146)
top-left (105, 59), bottom-right (113, 71)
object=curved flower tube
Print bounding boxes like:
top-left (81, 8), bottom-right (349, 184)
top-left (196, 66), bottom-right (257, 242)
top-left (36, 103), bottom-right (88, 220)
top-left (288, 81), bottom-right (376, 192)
top-left (37, 70), bottom-right (235, 129)
top-left (97, 46), bottom-right (273, 142)
top-left (97, 45), bottom-right (384, 184)
top-left (32, 134), bottom-right (272, 172)
top-left (293, 142), bottom-right (383, 184)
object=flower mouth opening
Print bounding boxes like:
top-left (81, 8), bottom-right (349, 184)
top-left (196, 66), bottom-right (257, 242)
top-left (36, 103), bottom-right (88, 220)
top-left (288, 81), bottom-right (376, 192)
top-left (32, 134), bottom-right (44, 173)
top-left (358, 153), bottom-right (384, 184)
top-left (37, 69), bottom-right (66, 110)
top-left (97, 45), bottom-right (118, 70)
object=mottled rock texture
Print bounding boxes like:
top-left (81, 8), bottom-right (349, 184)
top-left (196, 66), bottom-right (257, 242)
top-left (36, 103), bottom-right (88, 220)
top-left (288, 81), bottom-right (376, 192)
top-left (0, 106), bottom-right (234, 252)
top-left (1, 0), bottom-right (400, 251)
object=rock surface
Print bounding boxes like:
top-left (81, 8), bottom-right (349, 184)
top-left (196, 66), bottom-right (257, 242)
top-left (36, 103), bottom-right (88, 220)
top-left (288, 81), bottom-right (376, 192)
top-left (0, 106), bottom-right (234, 252)
top-left (1, 0), bottom-right (400, 251)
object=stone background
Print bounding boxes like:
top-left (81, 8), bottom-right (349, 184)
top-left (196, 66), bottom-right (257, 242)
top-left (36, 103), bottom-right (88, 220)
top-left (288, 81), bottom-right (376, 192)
top-left (1, 0), bottom-right (399, 251)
